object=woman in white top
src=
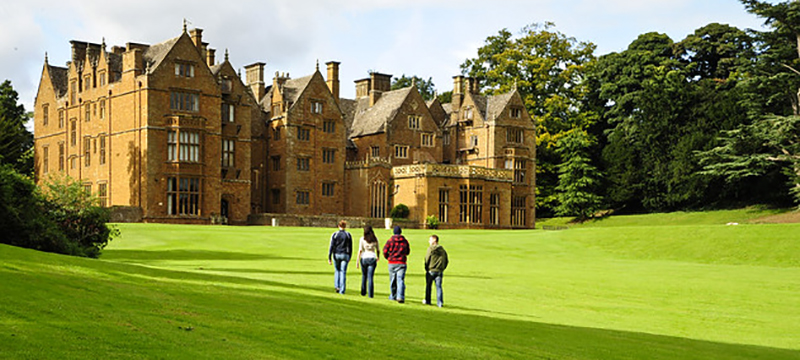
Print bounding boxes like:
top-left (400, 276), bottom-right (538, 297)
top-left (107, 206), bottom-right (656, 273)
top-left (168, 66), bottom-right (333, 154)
top-left (356, 225), bottom-right (380, 298)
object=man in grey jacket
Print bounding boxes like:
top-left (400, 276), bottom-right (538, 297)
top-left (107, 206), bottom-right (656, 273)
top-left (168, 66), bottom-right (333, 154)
top-left (423, 234), bottom-right (448, 307)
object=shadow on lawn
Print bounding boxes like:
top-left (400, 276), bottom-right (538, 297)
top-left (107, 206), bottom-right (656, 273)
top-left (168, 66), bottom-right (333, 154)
top-left (103, 249), bottom-right (313, 262)
top-left (108, 264), bottom-right (800, 360)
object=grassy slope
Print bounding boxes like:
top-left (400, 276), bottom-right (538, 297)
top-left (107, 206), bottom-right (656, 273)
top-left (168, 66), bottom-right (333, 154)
top-left (1, 213), bottom-right (799, 359)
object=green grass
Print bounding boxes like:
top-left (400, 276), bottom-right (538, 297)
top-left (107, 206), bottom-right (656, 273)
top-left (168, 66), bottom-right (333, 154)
top-left (2, 213), bottom-right (800, 359)
top-left (536, 207), bottom-right (791, 228)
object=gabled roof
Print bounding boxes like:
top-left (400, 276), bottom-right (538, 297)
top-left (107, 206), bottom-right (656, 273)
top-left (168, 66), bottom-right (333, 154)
top-left (442, 90), bottom-right (517, 127)
top-left (346, 86), bottom-right (414, 138)
top-left (209, 63), bottom-right (224, 75)
top-left (142, 36), bottom-right (181, 73)
top-left (283, 75), bottom-right (314, 105)
top-left (486, 92), bottom-right (514, 121)
top-left (47, 65), bottom-right (69, 98)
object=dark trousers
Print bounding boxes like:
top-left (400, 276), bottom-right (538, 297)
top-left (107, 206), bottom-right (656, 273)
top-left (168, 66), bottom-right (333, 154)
top-left (425, 271), bottom-right (443, 307)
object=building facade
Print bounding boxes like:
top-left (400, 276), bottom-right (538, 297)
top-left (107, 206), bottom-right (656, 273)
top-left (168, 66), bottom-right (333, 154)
top-left (34, 27), bottom-right (536, 228)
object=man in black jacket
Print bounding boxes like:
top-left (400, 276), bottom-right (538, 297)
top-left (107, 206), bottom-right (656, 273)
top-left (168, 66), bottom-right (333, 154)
top-left (328, 220), bottom-right (352, 294)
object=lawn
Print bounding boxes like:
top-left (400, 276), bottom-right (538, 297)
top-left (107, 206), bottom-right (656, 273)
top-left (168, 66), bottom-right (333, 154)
top-left (1, 212), bottom-right (799, 359)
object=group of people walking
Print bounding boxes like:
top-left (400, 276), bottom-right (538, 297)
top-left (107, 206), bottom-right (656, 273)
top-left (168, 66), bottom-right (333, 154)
top-left (327, 221), bottom-right (449, 307)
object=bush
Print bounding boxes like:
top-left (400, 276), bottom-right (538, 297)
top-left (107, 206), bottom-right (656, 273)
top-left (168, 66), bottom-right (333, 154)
top-left (0, 164), bottom-right (68, 253)
top-left (426, 215), bottom-right (439, 229)
top-left (42, 175), bottom-right (118, 258)
top-left (0, 166), bottom-right (117, 258)
top-left (390, 204), bottom-right (410, 219)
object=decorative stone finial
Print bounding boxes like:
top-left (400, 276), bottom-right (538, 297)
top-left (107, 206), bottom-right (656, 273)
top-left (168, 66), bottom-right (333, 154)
top-left (225, 48), bottom-right (229, 62)
top-left (44, 52), bottom-right (48, 64)
top-left (183, 19), bottom-right (187, 33)
top-left (513, 78), bottom-right (518, 91)
top-left (316, 59), bottom-right (319, 72)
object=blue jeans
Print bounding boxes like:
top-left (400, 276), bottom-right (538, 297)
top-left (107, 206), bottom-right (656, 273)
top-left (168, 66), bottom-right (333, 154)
top-left (387, 263), bottom-right (407, 301)
top-left (425, 271), bottom-right (444, 307)
top-left (333, 253), bottom-right (350, 294)
top-left (360, 257), bottom-right (377, 298)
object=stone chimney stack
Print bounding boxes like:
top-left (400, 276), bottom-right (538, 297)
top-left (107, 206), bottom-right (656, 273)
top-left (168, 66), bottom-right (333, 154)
top-left (369, 72), bottom-right (392, 107)
top-left (452, 75), bottom-right (465, 111)
top-left (207, 48), bottom-right (216, 67)
top-left (245, 62), bottom-right (266, 101)
top-left (326, 61), bottom-right (340, 104)
top-left (189, 28), bottom-right (203, 49)
top-left (465, 77), bottom-right (479, 94)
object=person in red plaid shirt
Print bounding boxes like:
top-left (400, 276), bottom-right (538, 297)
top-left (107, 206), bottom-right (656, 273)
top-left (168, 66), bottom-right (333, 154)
top-left (383, 225), bottom-right (411, 303)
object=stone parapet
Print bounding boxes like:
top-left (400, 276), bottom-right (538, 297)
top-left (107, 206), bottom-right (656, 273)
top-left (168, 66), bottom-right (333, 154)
top-left (391, 164), bottom-right (513, 182)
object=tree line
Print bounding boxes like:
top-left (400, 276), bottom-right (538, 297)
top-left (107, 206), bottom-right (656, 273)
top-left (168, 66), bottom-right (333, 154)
top-left (393, 0), bottom-right (800, 218)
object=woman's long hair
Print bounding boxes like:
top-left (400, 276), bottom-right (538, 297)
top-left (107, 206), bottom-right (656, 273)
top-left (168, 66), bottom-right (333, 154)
top-left (363, 225), bottom-right (378, 244)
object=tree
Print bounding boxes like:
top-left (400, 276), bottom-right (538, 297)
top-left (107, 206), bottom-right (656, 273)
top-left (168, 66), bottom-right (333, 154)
top-left (554, 128), bottom-right (603, 219)
top-left (0, 80), bottom-right (33, 175)
top-left (698, 115), bottom-right (800, 204)
top-left (0, 164), bottom-right (67, 253)
top-left (391, 74), bottom-right (436, 101)
top-left (740, 0), bottom-right (800, 116)
top-left (461, 23), bottom-right (598, 215)
top-left (592, 27), bottom-right (757, 211)
top-left (696, 1), bottom-right (800, 205)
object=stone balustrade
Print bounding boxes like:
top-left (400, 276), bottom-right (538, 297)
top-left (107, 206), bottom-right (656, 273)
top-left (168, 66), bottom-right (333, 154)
top-left (391, 163), bottom-right (513, 181)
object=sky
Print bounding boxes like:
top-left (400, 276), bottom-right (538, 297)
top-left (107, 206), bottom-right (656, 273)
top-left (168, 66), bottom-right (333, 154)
top-left (0, 0), bottom-right (772, 116)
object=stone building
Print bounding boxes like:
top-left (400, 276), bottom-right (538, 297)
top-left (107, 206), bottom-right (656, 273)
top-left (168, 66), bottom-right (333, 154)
top-left (34, 27), bottom-right (536, 228)
top-left (33, 26), bottom-right (259, 224)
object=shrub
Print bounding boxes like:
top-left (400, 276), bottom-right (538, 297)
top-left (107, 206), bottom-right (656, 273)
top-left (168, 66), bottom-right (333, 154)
top-left (0, 167), bottom-right (117, 258)
top-left (426, 215), bottom-right (439, 229)
top-left (390, 204), bottom-right (410, 219)
top-left (42, 175), bottom-right (118, 258)
top-left (0, 164), bottom-right (68, 253)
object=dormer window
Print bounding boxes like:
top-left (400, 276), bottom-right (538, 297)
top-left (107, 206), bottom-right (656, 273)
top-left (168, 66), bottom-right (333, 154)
top-left (464, 107), bottom-right (473, 120)
top-left (510, 108), bottom-right (522, 118)
top-left (175, 62), bottom-right (195, 78)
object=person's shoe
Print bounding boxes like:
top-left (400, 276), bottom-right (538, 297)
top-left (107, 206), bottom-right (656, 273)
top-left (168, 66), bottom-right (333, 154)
top-left (397, 299), bottom-right (405, 304)
top-left (335, 288), bottom-right (340, 293)
top-left (422, 300), bottom-right (429, 305)
top-left (437, 303), bottom-right (443, 308)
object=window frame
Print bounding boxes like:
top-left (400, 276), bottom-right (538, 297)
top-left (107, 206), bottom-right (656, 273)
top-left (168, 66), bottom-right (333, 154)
top-left (394, 145), bottom-right (409, 159)
top-left (221, 138), bottom-right (235, 168)
top-left (167, 177), bottom-right (202, 216)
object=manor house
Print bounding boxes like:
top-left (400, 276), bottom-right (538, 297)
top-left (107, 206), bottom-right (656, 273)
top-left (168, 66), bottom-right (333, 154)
top-left (33, 27), bottom-right (536, 229)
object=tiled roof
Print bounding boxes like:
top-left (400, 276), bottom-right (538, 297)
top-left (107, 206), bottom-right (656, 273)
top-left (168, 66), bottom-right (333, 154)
top-left (209, 63), bottom-right (224, 75)
top-left (338, 98), bottom-right (357, 133)
top-left (283, 75), bottom-right (314, 105)
top-left (347, 86), bottom-right (414, 138)
top-left (486, 91), bottom-right (514, 121)
top-left (142, 35), bottom-right (181, 73)
top-left (47, 65), bottom-right (69, 98)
